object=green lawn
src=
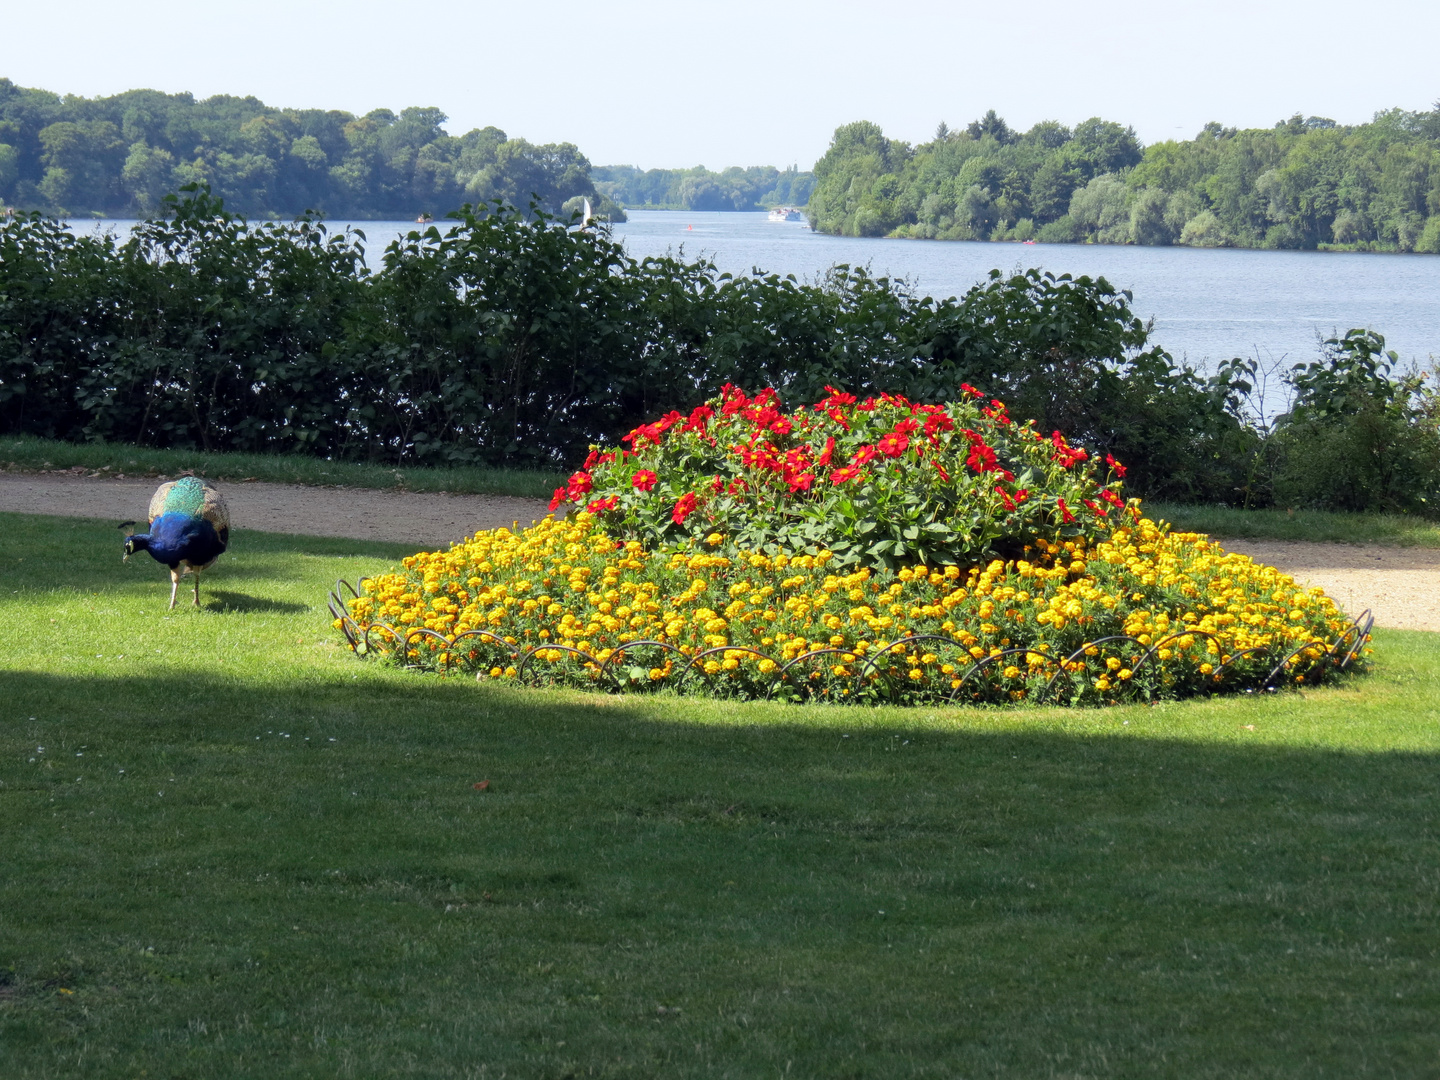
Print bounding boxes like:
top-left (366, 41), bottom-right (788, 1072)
top-left (2, 511), bottom-right (1439, 1077)
top-left (0, 435), bottom-right (563, 500)
top-left (1146, 500), bottom-right (1440, 547)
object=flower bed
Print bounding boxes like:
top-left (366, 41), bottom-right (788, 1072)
top-left (552, 384), bottom-right (1125, 568)
top-left (335, 387), bottom-right (1370, 705)
top-left (333, 512), bottom-right (1370, 706)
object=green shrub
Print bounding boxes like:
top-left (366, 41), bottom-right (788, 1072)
top-left (1270, 330), bottom-right (1440, 515)
top-left (0, 189), bottom-right (1254, 497)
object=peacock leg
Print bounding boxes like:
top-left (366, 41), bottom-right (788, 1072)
top-left (193, 569), bottom-right (202, 607)
top-left (169, 569), bottom-right (180, 609)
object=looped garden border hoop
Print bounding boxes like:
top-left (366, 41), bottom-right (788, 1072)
top-left (1041, 635), bottom-right (1148, 703)
top-left (328, 580), bottom-right (1374, 707)
top-left (595, 640), bottom-right (692, 688)
top-left (949, 647), bottom-right (1038, 703)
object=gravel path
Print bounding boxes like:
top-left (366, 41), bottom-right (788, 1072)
top-left (0, 470), bottom-right (552, 548)
top-left (1219, 539), bottom-right (1440, 633)
top-left (3, 471), bottom-right (1435, 632)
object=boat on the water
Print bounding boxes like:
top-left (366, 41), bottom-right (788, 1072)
top-left (768, 206), bottom-right (803, 222)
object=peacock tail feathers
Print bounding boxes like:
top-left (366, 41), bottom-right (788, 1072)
top-left (148, 477), bottom-right (231, 537)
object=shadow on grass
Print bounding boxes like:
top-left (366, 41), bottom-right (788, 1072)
top-left (4, 666), bottom-right (1439, 1076)
top-left (201, 590), bottom-right (310, 614)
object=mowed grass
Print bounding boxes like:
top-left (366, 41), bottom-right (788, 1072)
top-left (2, 511), bottom-right (1439, 1078)
top-left (1147, 499), bottom-right (1440, 547)
top-left (0, 435), bottom-right (563, 500)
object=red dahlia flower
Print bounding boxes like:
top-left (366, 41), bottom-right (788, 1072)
top-left (1051, 431), bottom-right (1089, 468)
top-left (923, 411), bottom-right (955, 441)
top-left (672, 492), bottom-right (698, 524)
top-left (683, 405), bottom-right (714, 433)
top-left (586, 495), bottom-right (618, 512)
top-left (878, 431), bottom-right (910, 458)
top-left (566, 471), bottom-right (593, 499)
top-left (631, 470), bottom-right (658, 492)
top-left (961, 430), bottom-right (1000, 473)
top-left (815, 386), bottom-right (857, 411)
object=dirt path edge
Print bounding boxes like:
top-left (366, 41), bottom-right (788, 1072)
top-left (2, 472), bottom-right (1433, 632)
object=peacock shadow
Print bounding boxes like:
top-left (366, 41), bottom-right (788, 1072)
top-left (202, 590), bottom-right (311, 614)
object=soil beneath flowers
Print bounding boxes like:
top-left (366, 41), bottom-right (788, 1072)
top-left (4, 470), bottom-right (1437, 633)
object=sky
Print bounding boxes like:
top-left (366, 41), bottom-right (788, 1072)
top-left (6, 0), bottom-right (1439, 169)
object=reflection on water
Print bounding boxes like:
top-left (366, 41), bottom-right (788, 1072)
top-left (72, 210), bottom-right (1440, 372)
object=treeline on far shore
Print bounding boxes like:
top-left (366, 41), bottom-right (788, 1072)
top-left (4, 186), bottom-right (1438, 518)
top-left (808, 107), bottom-right (1440, 252)
top-left (0, 79), bottom-right (626, 221)
top-left (0, 79), bottom-right (810, 222)
top-left (591, 164), bottom-right (814, 211)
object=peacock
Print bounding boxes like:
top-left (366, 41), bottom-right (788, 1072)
top-left (120, 477), bottom-right (231, 608)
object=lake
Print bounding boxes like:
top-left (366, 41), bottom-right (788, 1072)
top-left (73, 210), bottom-right (1440, 374)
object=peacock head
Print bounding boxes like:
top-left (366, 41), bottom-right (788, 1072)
top-left (118, 521), bottom-right (147, 561)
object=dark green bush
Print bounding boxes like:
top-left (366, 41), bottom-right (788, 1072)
top-left (0, 185), bottom-right (1305, 505)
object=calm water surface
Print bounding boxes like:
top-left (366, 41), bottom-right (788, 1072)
top-left (76, 211), bottom-right (1439, 371)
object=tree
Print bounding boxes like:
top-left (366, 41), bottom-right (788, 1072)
top-left (966, 110), bottom-right (1015, 144)
top-left (120, 141), bottom-right (175, 214)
